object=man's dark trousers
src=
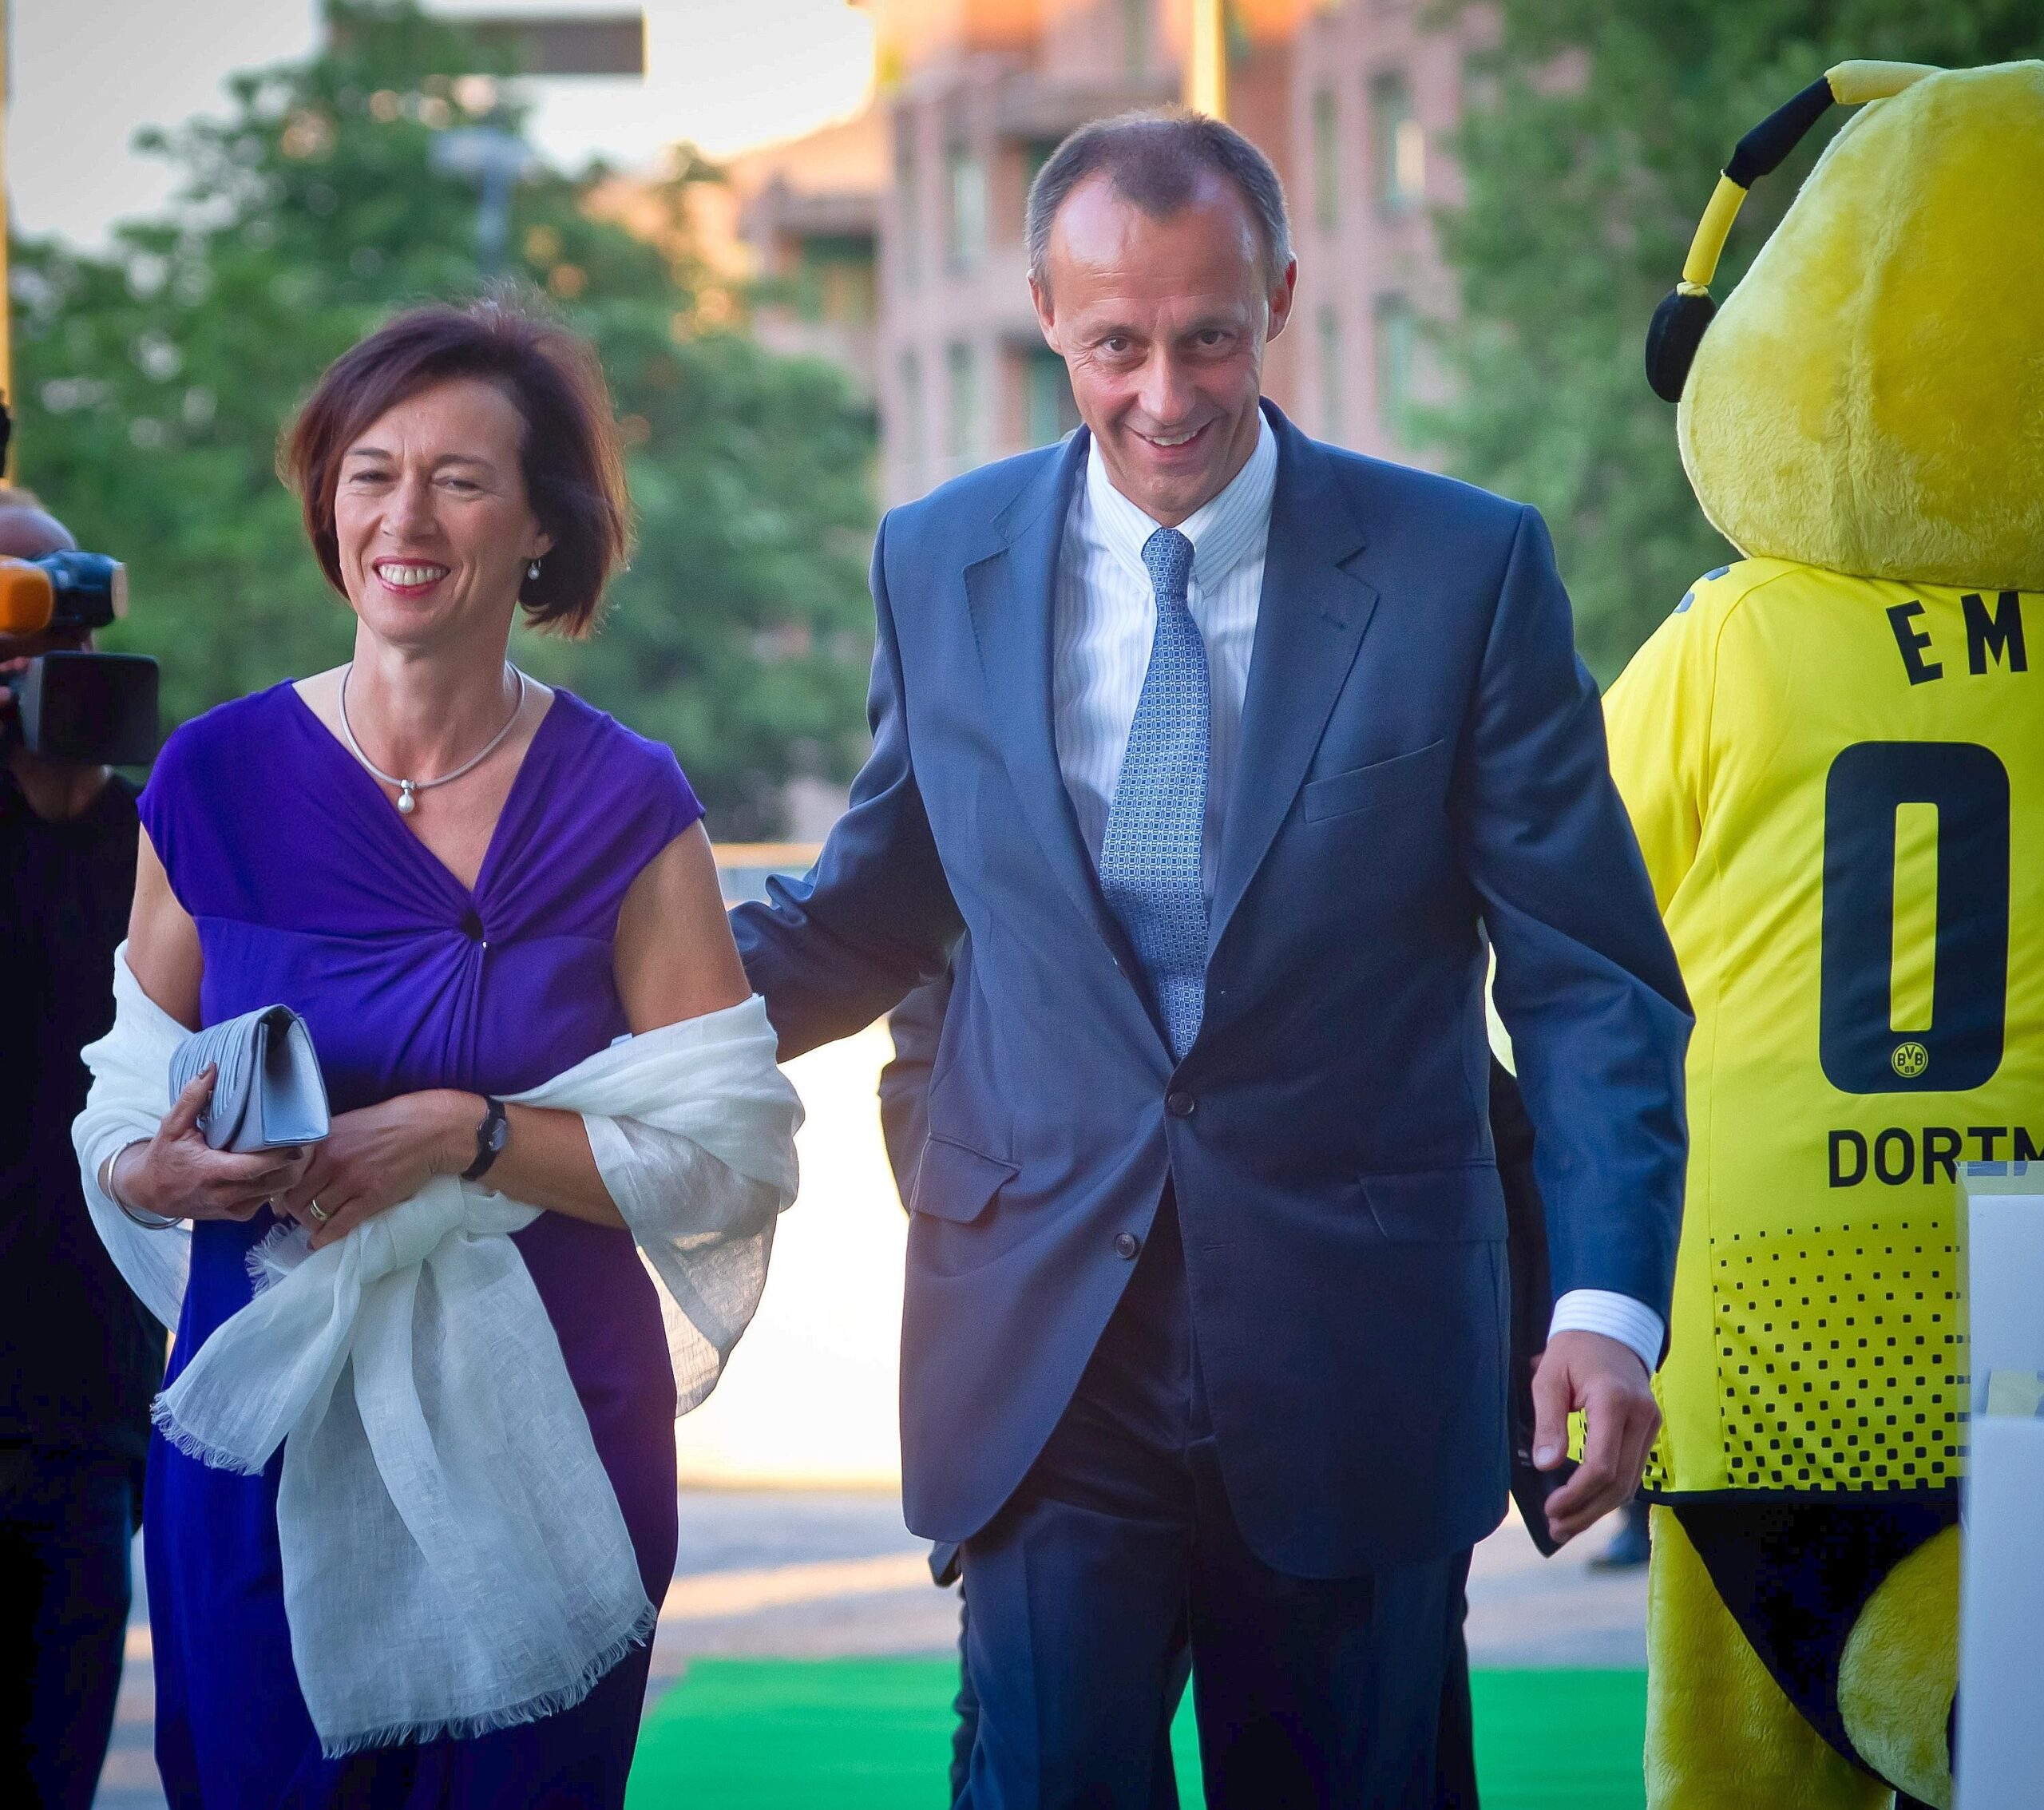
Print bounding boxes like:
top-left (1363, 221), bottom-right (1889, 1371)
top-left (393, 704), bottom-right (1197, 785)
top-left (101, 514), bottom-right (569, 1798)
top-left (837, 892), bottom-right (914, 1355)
top-left (0, 1448), bottom-right (134, 1810)
top-left (891, 980), bottom-right (1491, 1808)
top-left (959, 1194), bottom-right (1462, 1809)
top-left (2, 768), bottom-right (155, 1806)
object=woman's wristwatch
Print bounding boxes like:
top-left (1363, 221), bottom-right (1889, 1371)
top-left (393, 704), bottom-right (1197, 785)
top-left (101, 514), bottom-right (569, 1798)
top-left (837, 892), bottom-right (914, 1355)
top-left (461, 1097), bottom-right (509, 1182)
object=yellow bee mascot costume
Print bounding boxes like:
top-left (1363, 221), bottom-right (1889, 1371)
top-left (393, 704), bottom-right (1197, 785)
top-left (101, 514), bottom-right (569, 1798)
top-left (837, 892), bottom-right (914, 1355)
top-left (1603, 59), bottom-right (2044, 1810)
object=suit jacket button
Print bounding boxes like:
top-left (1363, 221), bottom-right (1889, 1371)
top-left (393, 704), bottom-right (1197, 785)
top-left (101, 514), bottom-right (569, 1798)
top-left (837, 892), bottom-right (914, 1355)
top-left (1165, 1091), bottom-right (1195, 1119)
top-left (1114, 1231), bottom-right (1141, 1261)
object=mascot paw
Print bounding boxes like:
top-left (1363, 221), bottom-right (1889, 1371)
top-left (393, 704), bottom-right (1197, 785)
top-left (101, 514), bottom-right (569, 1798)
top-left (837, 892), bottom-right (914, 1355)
top-left (1838, 1526), bottom-right (1959, 1810)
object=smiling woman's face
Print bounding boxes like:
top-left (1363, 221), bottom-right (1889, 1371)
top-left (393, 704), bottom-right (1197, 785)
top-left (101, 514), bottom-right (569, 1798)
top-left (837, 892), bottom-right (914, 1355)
top-left (331, 377), bottom-right (553, 654)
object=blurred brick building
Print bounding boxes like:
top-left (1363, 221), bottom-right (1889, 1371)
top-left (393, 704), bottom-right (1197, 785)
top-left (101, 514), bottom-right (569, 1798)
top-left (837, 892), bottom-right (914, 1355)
top-left (723, 0), bottom-right (1494, 505)
top-left (727, 108), bottom-right (889, 394)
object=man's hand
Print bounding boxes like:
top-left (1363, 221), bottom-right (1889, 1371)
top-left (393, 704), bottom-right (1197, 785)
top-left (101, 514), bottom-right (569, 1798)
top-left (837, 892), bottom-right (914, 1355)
top-left (1530, 1329), bottom-right (1661, 1547)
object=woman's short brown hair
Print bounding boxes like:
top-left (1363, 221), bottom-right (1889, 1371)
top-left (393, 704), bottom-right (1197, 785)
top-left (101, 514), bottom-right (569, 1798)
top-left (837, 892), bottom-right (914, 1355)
top-left (281, 295), bottom-right (631, 636)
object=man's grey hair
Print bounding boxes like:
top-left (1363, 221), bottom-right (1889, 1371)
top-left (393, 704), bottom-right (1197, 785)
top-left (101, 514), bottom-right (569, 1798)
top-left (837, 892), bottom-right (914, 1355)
top-left (1024, 109), bottom-right (1293, 288)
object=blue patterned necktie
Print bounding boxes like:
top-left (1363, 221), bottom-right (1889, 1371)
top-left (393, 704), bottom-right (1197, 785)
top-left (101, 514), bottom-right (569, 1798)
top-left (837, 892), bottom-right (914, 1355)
top-left (1099, 526), bottom-right (1209, 1061)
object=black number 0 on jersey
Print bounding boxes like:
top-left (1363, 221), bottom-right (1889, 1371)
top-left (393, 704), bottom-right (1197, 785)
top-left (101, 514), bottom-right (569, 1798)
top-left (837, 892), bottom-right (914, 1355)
top-left (1820, 741), bottom-right (2010, 1095)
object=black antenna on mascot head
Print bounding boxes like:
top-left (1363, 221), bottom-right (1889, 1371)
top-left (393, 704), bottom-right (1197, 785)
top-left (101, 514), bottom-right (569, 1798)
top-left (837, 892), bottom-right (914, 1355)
top-left (1645, 61), bottom-right (1943, 403)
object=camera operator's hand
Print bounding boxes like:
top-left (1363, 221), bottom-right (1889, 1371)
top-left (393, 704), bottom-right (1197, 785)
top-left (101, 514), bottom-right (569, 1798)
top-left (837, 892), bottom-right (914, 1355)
top-left (0, 652), bottom-right (26, 723)
top-left (113, 1067), bottom-right (311, 1223)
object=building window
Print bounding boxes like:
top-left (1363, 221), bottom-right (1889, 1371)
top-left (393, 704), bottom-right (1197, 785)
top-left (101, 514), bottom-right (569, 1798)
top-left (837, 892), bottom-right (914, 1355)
top-left (797, 235), bottom-right (876, 326)
top-left (1018, 138), bottom-right (1061, 254)
top-left (1024, 346), bottom-right (1079, 447)
top-left (1312, 90), bottom-right (1339, 232)
top-left (1021, 135), bottom-right (1062, 232)
top-left (898, 352), bottom-right (926, 492)
top-left (1122, 0), bottom-right (1148, 80)
top-left (1458, 50), bottom-right (1500, 115)
top-left (946, 145), bottom-right (988, 270)
top-left (1369, 70), bottom-right (1425, 211)
top-left (946, 342), bottom-right (979, 472)
top-left (1373, 292), bottom-right (1416, 443)
top-left (1317, 305), bottom-right (1344, 442)
top-left (895, 129), bottom-right (920, 287)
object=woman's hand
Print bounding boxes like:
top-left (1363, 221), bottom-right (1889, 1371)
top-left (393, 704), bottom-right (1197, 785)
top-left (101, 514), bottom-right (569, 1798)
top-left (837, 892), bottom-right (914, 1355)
top-left (275, 1090), bottom-right (477, 1250)
top-left (114, 1068), bottom-right (312, 1223)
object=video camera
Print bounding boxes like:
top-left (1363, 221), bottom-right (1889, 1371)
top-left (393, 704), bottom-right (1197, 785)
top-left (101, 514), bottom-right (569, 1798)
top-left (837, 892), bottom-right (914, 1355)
top-left (0, 394), bottom-right (157, 767)
top-left (0, 547), bottom-right (158, 766)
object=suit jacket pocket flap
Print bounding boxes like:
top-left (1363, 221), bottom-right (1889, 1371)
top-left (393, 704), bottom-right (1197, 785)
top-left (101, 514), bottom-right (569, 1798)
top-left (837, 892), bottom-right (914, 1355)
top-left (910, 1136), bottom-right (1017, 1224)
top-left (1302, 740), bottom-right (1446, 823)
top-left (1361, 1165), bottom-right (1508, 1242)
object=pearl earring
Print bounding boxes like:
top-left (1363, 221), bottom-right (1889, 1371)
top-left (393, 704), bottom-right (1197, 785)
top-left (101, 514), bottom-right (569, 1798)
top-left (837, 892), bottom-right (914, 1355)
top-left (526, 559), bottom-right (541, 581)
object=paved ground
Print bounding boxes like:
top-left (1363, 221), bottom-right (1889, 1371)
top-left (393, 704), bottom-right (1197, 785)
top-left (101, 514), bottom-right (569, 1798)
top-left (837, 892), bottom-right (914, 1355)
top-left (1464, 1503), bottom-right (1650, 1670)
top-left (93, 1490), bottom-right (1645, 1806)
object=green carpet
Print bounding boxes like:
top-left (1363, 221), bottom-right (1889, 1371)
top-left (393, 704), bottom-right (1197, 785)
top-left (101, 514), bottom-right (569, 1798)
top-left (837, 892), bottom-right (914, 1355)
top-left (628, 1660), bottom-right (1646, 1808)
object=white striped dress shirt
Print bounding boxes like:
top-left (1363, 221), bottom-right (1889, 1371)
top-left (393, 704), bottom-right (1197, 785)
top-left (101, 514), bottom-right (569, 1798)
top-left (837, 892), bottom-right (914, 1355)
top-left (1047, 416), bottom-right (1665, 1380)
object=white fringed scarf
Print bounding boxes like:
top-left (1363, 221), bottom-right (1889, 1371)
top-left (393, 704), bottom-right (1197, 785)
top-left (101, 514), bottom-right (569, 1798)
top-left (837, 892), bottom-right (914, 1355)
top-left (73, 947), bottom-right (801, 1756)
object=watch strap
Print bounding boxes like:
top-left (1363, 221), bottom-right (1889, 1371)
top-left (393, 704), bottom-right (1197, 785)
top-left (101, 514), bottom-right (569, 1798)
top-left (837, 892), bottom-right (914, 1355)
top-left (461, 1096), bottom-right (508, 1182)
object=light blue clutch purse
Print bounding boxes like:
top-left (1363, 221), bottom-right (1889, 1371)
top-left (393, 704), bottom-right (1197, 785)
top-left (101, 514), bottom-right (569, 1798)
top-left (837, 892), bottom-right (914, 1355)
top-left (168, 1006), bottom-right (331, 1152)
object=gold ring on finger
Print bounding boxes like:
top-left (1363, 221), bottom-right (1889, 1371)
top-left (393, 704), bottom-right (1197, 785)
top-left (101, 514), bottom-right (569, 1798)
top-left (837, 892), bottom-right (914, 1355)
top-left (306, 1198), bottom-right (330, 1226)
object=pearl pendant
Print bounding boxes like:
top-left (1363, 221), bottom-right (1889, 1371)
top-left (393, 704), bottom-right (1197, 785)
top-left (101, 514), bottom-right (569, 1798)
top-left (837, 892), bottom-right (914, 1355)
top-left (397, 782), bottom-right (418, 815)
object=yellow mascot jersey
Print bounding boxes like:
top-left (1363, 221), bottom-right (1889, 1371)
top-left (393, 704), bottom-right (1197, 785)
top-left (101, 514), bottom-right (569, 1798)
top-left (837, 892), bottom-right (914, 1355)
top-left (1604, 558), bottom-right (2043, 1498)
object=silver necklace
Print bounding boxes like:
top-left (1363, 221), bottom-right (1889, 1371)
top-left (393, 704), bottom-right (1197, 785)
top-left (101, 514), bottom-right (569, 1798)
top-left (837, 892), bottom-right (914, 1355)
top-left (337, 662), bottom-right (526, 816)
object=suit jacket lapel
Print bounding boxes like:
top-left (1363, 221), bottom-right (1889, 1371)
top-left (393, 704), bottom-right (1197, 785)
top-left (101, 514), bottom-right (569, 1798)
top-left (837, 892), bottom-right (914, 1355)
top-left (965, 430), bottom-right (1139, 969)
top-left (1209, 410), bottom-right (1381, 956)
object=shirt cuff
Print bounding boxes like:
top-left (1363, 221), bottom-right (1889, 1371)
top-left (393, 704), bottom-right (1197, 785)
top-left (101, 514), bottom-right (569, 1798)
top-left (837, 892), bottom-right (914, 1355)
top-left (1547, 1289), bottom-right (1664, 1378)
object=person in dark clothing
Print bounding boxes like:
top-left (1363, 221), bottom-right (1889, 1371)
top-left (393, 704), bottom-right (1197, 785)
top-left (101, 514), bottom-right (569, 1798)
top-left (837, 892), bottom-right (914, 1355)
top-left (874, 968), bottom-right (947, 1212)
top-left (1589, 1496), bottom-right (1651, 1570)
top-left (0, 493), bottom-right (163, 1810)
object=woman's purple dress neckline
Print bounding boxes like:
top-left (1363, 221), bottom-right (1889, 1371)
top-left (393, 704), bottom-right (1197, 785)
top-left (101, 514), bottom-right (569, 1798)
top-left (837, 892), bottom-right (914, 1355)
top-left (283, 679), bottom-right (557, 909)
top-left (139, 679), bottom-right (703, 1807)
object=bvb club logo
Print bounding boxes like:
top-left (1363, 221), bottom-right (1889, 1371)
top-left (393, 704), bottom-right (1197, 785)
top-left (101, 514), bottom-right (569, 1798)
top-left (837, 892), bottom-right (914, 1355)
top-left (1891, 1040), bottom-right (1931, 1080)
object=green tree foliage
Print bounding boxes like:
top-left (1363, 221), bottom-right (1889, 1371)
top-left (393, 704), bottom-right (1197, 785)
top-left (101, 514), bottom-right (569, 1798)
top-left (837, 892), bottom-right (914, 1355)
top-left (1430, 1), bottom-right (2042, 681)
top-left (11, 0), bottom-right (876, 834)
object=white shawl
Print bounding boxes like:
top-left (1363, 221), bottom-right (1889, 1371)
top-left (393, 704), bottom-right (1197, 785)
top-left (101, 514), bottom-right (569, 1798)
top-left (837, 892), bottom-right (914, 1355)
top-left (74, 948), bottom-right (801, 1756)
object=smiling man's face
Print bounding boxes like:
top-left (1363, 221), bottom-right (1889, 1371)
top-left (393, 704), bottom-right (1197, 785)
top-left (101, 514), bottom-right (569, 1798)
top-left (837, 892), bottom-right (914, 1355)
top-left (1032, 169), bottom-right (1294, 527)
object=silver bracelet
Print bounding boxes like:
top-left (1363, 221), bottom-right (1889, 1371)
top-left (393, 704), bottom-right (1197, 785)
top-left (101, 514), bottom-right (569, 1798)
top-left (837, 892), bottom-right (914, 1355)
top-left (104, 1147), bottom-right (182, 1232)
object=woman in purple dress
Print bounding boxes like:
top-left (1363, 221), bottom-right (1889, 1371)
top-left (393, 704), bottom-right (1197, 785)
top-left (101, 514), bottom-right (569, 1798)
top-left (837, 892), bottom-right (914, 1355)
top-left (103, 300), bottom-right (748, 1805)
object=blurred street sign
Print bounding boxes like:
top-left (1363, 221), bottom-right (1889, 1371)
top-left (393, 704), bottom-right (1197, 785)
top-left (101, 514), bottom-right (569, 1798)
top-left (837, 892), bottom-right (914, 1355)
top-left (429, 125), bottom-right (541, 182)
top-left (429, 125), bottom-right (541, 274)
top-left (412, 11), bottom-right (646, 272)
top-left (461, 12), bottom-right (647, 77)
top-left (331, 9), bottom-right (646, 78)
